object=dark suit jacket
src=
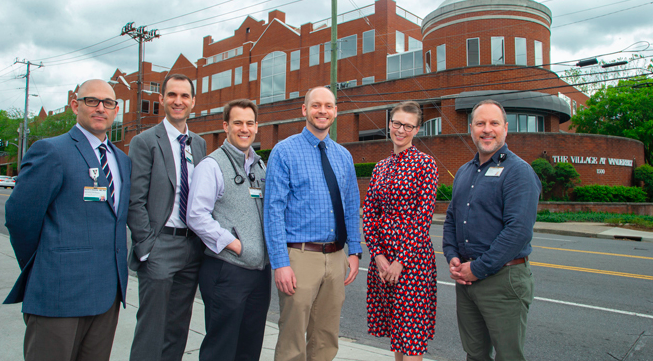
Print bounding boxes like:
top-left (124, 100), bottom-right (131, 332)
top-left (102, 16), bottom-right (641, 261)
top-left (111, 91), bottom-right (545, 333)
top-left (4, 126), bottom-right (131, 318)
top-left (127, 121), bottom-right (206, 270)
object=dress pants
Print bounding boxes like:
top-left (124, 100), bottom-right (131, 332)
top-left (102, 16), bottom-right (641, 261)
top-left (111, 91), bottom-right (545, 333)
top-left (24, 292), bottom-right (120, 361)
top-left (455, 261), bottom-right (534, 361)
top-left (130, 233), bottom-right (204, 361)
top-left (275, 247), bottom-right (348, 361)
top-left (198, 257), bottom-right (271, 361)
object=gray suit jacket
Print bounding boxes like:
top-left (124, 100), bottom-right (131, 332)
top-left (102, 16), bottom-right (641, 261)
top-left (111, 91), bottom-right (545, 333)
top-left (127, 121), bottom-right (207, 270)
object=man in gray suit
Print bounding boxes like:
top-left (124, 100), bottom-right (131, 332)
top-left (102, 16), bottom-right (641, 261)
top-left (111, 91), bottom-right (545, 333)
top-left (128, 73), bottom-right (207, 361)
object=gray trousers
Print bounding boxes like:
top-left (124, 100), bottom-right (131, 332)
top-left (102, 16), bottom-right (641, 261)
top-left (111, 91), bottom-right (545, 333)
top-left (130, 233), bottom-right (204, 361)
top-left (455, 261), bottom-right (534, 361)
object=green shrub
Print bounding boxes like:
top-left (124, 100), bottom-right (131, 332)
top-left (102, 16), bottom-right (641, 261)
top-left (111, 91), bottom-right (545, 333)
top-left (256, 149), bottom-right (272, 162)
top-left (531, 158), bottom-right (555, 199)
top-left (573, 185), bottom-right (647, 202)
top-left (634, 164), bottom-right (653, 201)
top-left (354, 162), bottom-right (377, 177)
top-left (437, 184), bottom-right (452, 201)
top-left (554, 162), bottom-right (580, 198)
top-left (536, 211), bottom-right (653, 225)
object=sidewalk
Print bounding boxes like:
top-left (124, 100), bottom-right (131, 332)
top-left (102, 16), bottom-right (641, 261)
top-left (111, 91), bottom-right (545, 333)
top-left (0, 233), bottom-right (421, 361)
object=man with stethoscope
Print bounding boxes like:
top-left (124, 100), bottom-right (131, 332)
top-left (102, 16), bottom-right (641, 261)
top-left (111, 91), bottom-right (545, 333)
top-left (187, 98), bottom-right (269, 361)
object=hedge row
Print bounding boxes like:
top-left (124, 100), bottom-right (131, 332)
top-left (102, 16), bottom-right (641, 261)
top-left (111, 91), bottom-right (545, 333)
top-left (573, 185), bottom-right (647, 203)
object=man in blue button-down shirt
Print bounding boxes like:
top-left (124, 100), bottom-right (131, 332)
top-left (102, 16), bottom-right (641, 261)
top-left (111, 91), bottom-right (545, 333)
top-left (443, 99), bottom-right (541, 361)
top-left (264, 86), bottom-right (362, 361)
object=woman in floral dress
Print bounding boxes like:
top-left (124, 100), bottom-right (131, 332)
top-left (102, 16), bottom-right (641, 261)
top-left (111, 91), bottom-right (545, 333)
top-left (363, 101), bottom-right (439, 360)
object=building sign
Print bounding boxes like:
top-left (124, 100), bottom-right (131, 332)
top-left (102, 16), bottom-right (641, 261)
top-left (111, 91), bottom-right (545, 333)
top-left (551, 155), bottom-right (633, 167)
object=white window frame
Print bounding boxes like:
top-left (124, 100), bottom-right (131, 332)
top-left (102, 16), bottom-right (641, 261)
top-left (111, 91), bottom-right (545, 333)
top-left (234, 67), bottom-right (242, 85)
top-left (362, 76), bottom-right (375, 85)
top-left (396, 31), bottom-right (405, 53)
top-left (467, 38), bottom-right (480, 66)
top-left (310, 45), bottom-right (320, 66)
top-left (534, 40), bottom-right (543, 67)
top-left (202, 76), bottom-right (209, 93)
top-left (436, 44), bottom-right (446, 71)
top-left (324, 42), bottom-right (331, 63)
top-left (363, 30), bottom-right (375, 54)
top-left (339, 34), bottom-right (357, 59)
top-left (491, 37), bottom-right (504, 65)
top-left (211, 70), bottom-right (232, 91)
top-left (290, 50), bottom-right (300, 71)
top-left (515, 37), bottom-right (527, 65)
top-left (249, 62), bottom-right (258, 81)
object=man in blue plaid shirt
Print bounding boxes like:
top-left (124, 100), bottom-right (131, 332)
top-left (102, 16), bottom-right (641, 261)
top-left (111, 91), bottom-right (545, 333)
top-left (264, 86), bottom-right (363, 361)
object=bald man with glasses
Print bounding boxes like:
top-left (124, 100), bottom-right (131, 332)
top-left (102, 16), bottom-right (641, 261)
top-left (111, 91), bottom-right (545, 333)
top-left (5, 79), bottom-right (132, 361)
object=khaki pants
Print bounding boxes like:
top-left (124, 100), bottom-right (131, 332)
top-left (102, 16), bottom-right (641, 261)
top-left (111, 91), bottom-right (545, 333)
top-left (455, 261), bottom-right (534, 361)
top-left (275, 247), bottom-right (348, 361)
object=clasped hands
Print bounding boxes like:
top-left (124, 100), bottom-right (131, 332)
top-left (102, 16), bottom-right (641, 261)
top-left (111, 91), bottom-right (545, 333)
top-left (374, 255), bottom-right (403, 285)
top-left (449, 257), bottom-right (478, 285)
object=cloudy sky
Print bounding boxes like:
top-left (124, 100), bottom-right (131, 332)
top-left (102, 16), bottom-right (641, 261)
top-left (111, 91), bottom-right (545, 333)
top-left (1, 0), bottom-right (651, 114)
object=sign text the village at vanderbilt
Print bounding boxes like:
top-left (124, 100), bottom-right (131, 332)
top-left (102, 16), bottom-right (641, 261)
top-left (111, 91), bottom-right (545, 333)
top-left (551, 156), bottom-right (634, 167)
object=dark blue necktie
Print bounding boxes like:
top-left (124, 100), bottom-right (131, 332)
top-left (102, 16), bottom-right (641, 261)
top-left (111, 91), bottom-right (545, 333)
top-left (178, 134), bottom-right (189, 226)
top-left (98, 144), bottom-right (115, 205)
top-left (318, 141), bottom-right (347, 246)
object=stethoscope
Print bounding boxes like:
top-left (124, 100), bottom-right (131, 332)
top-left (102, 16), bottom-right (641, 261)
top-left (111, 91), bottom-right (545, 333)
top-left (221, 147), bottom-right (264, 186)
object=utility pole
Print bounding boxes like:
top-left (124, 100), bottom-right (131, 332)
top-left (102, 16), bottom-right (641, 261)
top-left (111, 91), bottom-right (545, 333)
top-left (329, 0), bottom-right (338, 142)
top-left (14, 58), bottom-right (43, 173)
top-left (121, 22), bottom-right (160, 134)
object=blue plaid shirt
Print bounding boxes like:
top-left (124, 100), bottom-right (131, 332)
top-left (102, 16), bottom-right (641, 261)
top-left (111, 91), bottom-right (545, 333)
top-left (264, 127), bottom-right (363, 269)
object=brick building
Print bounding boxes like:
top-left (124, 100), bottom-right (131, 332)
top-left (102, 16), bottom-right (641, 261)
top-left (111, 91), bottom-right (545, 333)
top-left (65, 0), bottom-right (645, 188)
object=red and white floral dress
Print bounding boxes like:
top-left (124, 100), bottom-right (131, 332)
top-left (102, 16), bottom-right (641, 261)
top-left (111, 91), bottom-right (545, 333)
top-left (363, 145), bottom-right (439, 356)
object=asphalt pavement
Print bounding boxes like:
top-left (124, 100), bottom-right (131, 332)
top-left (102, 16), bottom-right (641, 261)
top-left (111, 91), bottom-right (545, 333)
top-left (0, 212), bottom-right (651, 360)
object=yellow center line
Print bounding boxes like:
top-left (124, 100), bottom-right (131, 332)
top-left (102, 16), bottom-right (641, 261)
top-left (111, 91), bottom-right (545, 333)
top-left (533, 246), bottom-right (653, 260)
top-left (530, 261), bottom-right (653, 281)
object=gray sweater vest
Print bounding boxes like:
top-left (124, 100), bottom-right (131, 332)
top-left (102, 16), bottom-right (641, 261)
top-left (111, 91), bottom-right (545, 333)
top-left (204, 142), bottom-right (268, 270)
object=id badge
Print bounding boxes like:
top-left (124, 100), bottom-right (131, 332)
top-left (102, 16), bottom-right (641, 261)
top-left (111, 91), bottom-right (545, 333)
top-left (485, 167), bottom-right (504, 177)
top-left (249, 187), bottom-right (263, 198)
top-left (84, 186), bottom-right (108, 201)
top-left (185, 147), bottom-right (193, 164)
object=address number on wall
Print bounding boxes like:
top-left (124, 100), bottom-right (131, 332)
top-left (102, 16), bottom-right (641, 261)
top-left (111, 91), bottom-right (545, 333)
top-left (597, 169), bottom-right (605, 174)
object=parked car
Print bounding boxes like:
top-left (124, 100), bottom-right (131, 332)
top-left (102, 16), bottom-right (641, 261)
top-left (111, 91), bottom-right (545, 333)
top-left (0, 175), bottom-right (16, 189)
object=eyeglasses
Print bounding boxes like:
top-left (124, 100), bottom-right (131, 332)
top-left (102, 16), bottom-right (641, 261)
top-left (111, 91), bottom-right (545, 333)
top-left (390, 120), bottom-right (417, 132)
top-left (77, 97), bottom-right (118, 109)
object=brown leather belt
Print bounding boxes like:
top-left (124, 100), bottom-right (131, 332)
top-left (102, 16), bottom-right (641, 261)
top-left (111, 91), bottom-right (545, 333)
top-left (287, 242), bottom-right (344, 254)
top-left (504, 256), bottom-right (528, 267)
top-left (462, 256), bottom-right (528, 267)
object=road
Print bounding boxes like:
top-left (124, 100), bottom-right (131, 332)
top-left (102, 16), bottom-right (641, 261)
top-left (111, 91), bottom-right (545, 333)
top-left (1, 188), bottom-right (652, 360)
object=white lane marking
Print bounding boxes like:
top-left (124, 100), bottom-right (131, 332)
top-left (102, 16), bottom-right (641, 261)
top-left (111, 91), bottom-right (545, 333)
top-left (358, 268), bottom-right (653, 320)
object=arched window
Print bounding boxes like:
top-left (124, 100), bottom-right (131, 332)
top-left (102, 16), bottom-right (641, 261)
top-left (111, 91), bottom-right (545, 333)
top-left (260, 51), bottom-right (286, 104)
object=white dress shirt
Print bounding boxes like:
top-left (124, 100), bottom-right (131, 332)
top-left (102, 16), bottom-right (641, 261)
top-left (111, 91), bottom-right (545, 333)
top-left (162, 118), bottom-right (195, 228)
top-left (76, 124), bottom-right (122, 212)
top-left (187, 142), bottom-right (257, 255)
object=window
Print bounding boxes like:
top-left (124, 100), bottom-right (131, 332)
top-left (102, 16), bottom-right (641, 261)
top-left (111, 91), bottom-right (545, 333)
top-left (339, 34), bottom-right (357, 59)
top-left (408, 37), bottom-right (422, 51)
top-left (112, 99), bottom-right (124, 142)
top-left (437, 44), bottom-right (446, 71)
top-left (141, 100), bottom-right (150, 114)
top-left (467, 38), bottom-right (480, 66)
top-left (509, 113), bottom-right (544, 132)
top-left (249, 62), bottom-right (257, 81)
top-left (153, 101), bottom-right (159, 115)
top-left (362, 76), bottom-right (375, 85)
top-left (234, 67), bottom-right (242, 85)
top-left (205, 46), bottom-right (243, 65)
top-left (211, 70), bottom-right (232, 91)
top-left (363, 30), bottom-right (375, 53)
top-left (125, 99), bottom-right (130, 113)
top-left (491, 37), bottom-right (504, 64)
top-left (534, 40), bottom-right (543, 66)
top-left (425, 51), bottom-right (431, 73)
top-left (396, 31), bottom-right (405, 53)
top-left (189, 113), bottom-right (195, 119)
top-left (260, 51), bottom-right (286, 104)
top-left (310, 45), bottom-right (320, 66)
top-left (210, 107), bottom-right (224, 114)
top-left (289, 91), bottom-right (300, 99)
top-left (418, 117), bottom-right (441, 137)
top-left (192, 79), bottom-right (197, 93)
top-left (324, 42), bottom-right (331, 63)
top-left (150, 82), bottom-right (160, 93)
top-left (387, 50), bottom-right (423, 80)
top-left (515, 37), bottom-right (527, 65)
top-left (202, 76), bottom-right (209, 93)
top-left (290, 50), bottom-right (300, 71)
top-left (201, 110), bottom-right (208, 116)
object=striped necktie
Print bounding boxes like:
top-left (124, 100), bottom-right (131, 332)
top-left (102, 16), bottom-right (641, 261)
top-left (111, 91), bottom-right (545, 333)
top-left (98, 144), bottom-right (115, 205)
top-left (178, 134), bottom-right (189, 225)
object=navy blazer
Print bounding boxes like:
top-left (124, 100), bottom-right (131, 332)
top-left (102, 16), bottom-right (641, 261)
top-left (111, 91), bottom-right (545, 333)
top-left (3, 126), bottom-right (131, 318)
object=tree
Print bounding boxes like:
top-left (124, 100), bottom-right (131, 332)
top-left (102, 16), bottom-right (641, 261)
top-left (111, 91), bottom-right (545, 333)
top-left (554, 162), bottom-right (580, 199)
top-left (570, 76), bottom-right (653, 165)
top-left (0, 109), bottom-right (24, 157)
top-left (31, 109), bottom-right (77, 144)
top-left (634, 164), bottom-right (653, 201)
top-left (531, 158), bottom-right (555, 199)
top-left (562, 55), bottom-right (652, 96)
